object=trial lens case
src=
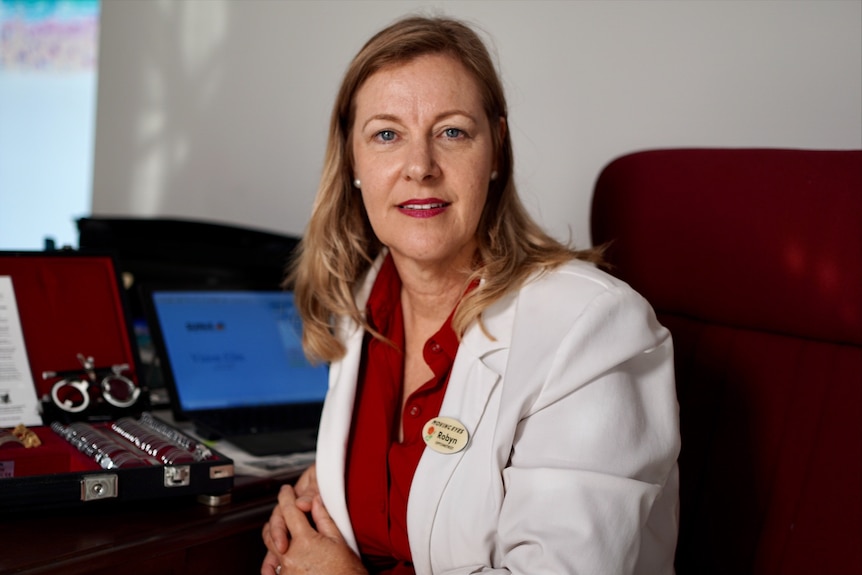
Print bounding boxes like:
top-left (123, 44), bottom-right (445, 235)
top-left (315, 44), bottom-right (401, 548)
top-left (0, 251), bottom-right (234, 512)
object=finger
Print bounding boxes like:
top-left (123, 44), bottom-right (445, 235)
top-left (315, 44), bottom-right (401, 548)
top-left (267, 502), bottom-right (290, 554)
top-left (262, 521), bottom-right (285, 556)
top-left (310, 494), bottom-right (344, 541)
top-left (260, 550), bottom-right (280, 575)
top-left (294, 484), bottom-right (317, 513)
top-left (279, 484), bottom-right (316, 538)
top-left (277, 483), bottom-right (298, 508)
top-left (294, 463), bottom-right (316, 494)
top-left (294, 465), bottom-right (318, 495)
top-left (294, 465), bottom-right (320, 512)
top-left (294, 495), bottom-right (314, 513)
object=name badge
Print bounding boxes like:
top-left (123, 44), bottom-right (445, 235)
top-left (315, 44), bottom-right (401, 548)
top-left (422, 416), bottom-right (469, 454)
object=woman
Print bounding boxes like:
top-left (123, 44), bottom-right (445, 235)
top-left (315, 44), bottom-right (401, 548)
top-left (262, 15), bottom-right (680, 575)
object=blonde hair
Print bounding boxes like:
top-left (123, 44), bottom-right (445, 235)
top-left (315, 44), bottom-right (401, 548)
top-left (288, 15), bottom-right (600, 363)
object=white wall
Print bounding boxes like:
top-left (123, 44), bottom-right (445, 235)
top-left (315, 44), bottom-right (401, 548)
top-left (92, 0), bottom-right (862, 249)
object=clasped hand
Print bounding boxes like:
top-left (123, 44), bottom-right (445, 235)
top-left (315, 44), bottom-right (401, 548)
top-left (261, 464), bottom-right (367, 575)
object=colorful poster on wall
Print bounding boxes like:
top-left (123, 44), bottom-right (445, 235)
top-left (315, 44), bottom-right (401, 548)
top-left (0, 0), bottom-right (100, 250)
top-left (1, 0), bottom-right (99, 71)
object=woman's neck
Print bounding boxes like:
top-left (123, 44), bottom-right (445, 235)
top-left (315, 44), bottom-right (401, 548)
top-left (390, 250), bottom-right (474, 332)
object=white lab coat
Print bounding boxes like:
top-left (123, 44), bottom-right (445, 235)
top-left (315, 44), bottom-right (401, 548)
top-left (315, 255), bottom-right (680, 575)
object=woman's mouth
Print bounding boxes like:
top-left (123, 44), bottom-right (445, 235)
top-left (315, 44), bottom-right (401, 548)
top-left (397, 199), bottom-right (450, 218)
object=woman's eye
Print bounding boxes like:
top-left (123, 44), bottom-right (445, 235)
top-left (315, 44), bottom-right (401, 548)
top-left (375, 130), bottom-right (396, 142)
top-left (443, 128), bottom-right (464, 139)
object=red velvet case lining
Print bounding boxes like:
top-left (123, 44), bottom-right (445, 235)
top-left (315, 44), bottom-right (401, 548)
top-left (1, 253), bottom-right (141, 476)
top-left (0, 426), bottom-right (95, 476)
top-left (0, 253), bottom-right (138, 399)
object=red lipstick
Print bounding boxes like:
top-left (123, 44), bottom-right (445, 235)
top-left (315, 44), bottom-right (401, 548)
top-left (397, 198), bottom-right (450, 218)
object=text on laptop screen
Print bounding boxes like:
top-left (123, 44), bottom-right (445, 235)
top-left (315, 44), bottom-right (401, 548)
top-left (151, 291), bottom-right (328, 411)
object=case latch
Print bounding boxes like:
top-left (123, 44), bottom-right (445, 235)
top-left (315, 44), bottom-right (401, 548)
top-left (210, 464), bottom-right (234, 479)
top-left (81, 474), bottom-right (118, 502)
top-left (164, 464), bottom-right (191, 487)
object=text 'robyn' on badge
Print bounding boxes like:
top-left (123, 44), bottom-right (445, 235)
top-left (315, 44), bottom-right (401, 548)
top-left (422, 416), bottom-right (469, 454)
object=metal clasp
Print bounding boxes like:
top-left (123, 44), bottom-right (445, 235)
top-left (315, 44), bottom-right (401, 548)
top-left (164, 465), bottom-right (191, 487)
top-left (80, 474), bottom-right (118, 501)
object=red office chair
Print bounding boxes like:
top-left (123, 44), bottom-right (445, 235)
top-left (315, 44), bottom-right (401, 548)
top-left (591, 148), bottom-right (862, 575)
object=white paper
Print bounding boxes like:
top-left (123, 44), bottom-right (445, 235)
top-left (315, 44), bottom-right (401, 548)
top-left (0, 276), bottom-right (41, 427)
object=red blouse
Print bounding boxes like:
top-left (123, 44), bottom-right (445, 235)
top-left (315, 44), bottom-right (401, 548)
top-left (345, 255), bottom-right (461, 575)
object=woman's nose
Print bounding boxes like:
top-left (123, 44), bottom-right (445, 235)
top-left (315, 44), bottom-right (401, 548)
top-left (403, 138), bottom-right (440, 182)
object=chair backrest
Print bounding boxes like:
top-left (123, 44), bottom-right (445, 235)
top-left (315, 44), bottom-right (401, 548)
top-left (590, 148), bottom-right (862, 575)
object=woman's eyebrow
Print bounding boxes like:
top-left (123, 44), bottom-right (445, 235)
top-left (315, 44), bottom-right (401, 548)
top-left (361, 110), bottom-right (478, 130)
top-left (362, 114), bottom-right (402, 130)
top-left (433, 110), bottom-right (479, 124)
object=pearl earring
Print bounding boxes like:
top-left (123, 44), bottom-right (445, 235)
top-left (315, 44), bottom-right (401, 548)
top-left (353, 179), bottom-right (361, 188)
top-left (490, 171), bottom-right (498, 181)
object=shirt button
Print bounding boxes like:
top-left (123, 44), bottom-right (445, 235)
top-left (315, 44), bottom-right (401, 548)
top-left (409, 406), bottom-right (421, 417)
top-left (430, 341), bottom-right (442, 353)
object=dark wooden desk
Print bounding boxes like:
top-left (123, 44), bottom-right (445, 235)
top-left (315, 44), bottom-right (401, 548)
top-left (0, 474), bottom-right (296, 575)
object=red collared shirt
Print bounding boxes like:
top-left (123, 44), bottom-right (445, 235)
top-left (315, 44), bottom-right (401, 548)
top-left (345, 254), bottom-right (461, 575)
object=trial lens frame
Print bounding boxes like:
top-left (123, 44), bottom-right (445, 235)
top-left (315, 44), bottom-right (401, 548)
top-left (42, 353), bottom-right (140, 413)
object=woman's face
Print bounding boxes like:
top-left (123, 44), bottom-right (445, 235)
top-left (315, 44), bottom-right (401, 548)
top-left (351, 53), bottom-right (499, 272)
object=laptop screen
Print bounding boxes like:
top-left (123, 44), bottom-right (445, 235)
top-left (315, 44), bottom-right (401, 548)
top-left (148, 290), bottom-right (328, 413)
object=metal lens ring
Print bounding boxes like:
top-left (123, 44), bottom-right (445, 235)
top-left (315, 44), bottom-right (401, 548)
top-left (0, 430), bottom-right (24, 449)
top-left (51, 379), bottom-right (91, 413)
top-left (159, 446), bottom-right (196, 465)
top-left (67, 422), bottom-right (147, 469)
top-left (101, 367), bottom-right (140, 409)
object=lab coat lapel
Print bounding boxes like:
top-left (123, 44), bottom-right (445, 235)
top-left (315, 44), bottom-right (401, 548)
top-left (316, 255), bottom-right (384, 553)
top-left (316, 319), bottom-right (363, 551)
top-left (407, 294), bottom-right (516, 575)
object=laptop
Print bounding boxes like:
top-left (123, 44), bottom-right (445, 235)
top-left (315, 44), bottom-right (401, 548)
top-left (143, 288), bottom-right (329, 457)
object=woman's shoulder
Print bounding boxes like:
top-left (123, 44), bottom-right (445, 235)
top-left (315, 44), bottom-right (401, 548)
top-left (511, 258), bottom-right (660, 333)
top-left (522, 258), bottom-right (633, 302)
